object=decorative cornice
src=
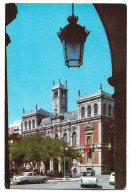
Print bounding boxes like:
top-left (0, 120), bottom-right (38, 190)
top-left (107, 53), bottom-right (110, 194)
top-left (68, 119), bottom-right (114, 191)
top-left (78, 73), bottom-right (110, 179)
top-left (108, 73), bottom-right (126, 87)
top-left (108, 73), bottom-right (126, 98)
top-left (77, 89), bottom-right (113, 104)
top-left (22, 109), bottom-right (51, 119)
top-left (84, 122), bottom-right (94, 134)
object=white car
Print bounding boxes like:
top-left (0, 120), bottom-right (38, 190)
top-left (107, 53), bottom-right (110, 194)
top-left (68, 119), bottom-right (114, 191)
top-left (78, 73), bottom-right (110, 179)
top-left (79, 172), bottom-right (98, 187)
top-left (109, 172), bottom-right (115, 185)
top-left (13, 172), bottom-right (48, 184)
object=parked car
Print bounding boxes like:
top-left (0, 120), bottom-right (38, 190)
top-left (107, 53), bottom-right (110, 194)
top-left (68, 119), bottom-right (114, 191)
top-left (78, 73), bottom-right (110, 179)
top-left (13, 172), bottom-right (48, 184)
top-left (79, 172), bottom-right (98, 187)
top-left (109, 172), bottom-right (115, 185)
top-left (87, 168), bottom-right (95, 176)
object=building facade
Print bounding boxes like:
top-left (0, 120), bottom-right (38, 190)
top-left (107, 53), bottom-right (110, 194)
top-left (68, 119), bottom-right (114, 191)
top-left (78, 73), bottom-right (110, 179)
top-left (9, 120), bottom-right (22, 135)
top-left (8, 120), bottom-right (22, 143)
top-left (20, 79), bottom-right (115, 175)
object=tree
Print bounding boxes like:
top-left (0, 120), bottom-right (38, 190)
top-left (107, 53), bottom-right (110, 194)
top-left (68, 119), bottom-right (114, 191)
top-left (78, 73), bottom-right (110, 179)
top-left (9, 141), bottom-right (25, 169)
top-left (9, 133), bottom-right (83, 172)
top-left (21, 133), bottom-right (47, 169)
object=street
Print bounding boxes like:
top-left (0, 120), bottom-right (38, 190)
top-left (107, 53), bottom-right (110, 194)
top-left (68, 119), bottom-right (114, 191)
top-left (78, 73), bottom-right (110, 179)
top-left (10, 175), bottom-right (115, 190)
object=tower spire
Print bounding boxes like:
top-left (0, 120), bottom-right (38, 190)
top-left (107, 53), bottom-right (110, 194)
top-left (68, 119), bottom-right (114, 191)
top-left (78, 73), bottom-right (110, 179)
top-left (78, 90), bottom-right (80, 97)
top-left (65, 80), bottom-right (67, 87)
top-left (23, 108), bottom-right (25, 114)
top-left (100, 83), bottom-right (102, 90)
top-left (59, 78), bottom-right (61, 84)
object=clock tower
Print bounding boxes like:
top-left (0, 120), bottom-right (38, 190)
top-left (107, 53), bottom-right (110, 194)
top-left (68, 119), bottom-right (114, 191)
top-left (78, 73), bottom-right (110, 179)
top-left (52, 78), bottom-right (68, 114)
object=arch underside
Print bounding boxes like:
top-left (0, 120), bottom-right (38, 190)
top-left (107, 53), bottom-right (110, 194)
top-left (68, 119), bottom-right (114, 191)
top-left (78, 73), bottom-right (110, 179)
top-left (94, 4), bottom-right (126, 189)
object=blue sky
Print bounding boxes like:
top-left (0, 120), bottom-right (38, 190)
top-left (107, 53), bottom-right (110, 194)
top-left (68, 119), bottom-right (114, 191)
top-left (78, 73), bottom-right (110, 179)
top-left (6, 3), bottom-right (114, 125)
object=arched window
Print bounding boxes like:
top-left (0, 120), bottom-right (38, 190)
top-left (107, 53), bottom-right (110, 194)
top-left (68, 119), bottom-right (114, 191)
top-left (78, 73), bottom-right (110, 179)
top-left (81, 107), bottom-right (85, 118)
top-left (87, 105), bottom-right (91, 117)
top-left (32, 119), bottom-right (35, 128)
top-left (28, 120), bottom-right (31, 129)
top-left (94, 104), bottom-right (98, 116)
top-left (54, 91), bottom-right (58, 98)
top-left (103, 104), bottom-right (106, 115)
top-left (63, 133), bottom-right (67, 143)
top-left (108, 105), bottom-right (112, 116)
top-left (72, 132), bottom-right (77, 146)
top-left (25, 121), bottom-right (27, 130)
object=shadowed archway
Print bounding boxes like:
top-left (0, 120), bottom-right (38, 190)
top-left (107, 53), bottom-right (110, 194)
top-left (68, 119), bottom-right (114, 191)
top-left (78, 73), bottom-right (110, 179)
top-left (94, 4), bottom-right (126, 189)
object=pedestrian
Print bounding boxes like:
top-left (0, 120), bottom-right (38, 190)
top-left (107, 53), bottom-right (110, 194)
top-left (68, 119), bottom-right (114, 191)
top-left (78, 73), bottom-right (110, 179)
top-left (40, 169), bottom-right (44, 175)
top-left (73, 168), bottom-right (77, 177)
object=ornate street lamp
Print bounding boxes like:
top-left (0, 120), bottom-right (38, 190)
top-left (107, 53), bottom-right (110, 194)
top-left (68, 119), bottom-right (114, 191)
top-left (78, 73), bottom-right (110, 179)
top-left (57, 4), bottom-right (90, 68)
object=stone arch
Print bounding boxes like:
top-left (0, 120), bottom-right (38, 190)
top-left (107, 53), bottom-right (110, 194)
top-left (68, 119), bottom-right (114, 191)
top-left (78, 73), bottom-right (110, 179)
top-left (93, 4), bottom-right (126, 188)
top-left (28, 120), bottom-right (31, 129)
top-left (94, 103), bottom-right (98, 116)
top-left (81, 106), bottom-right (85, 118)
top-left (87, 105), bottom-right (91, 117)
top-left (32, 119), bottom-right (35, 128)
top-left (108, 104), bottom-right (112, 116)
top-left (72, 132), bottom-right (77, 146)
top-left (24, 121), bottom-right (27, 130)
top-left (103, 103), bottom-right (106, 115)
top-left (63, 133), bottom-right (67, 143)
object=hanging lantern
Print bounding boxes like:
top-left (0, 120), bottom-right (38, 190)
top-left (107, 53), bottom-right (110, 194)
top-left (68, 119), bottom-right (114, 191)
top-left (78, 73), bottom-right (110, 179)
top-left (57, 4), bottom-right (90, 68)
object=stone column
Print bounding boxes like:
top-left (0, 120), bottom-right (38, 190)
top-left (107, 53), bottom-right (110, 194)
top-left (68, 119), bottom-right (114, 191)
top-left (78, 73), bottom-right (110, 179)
top-left (58, 162), bottom-right (61, 172)
top-left (70, 130), bottom-right (72, 146)
top-left (35, 116), bottom-right (38, 128)
top-left (50, 158), bottom-right (54, 171)
top-left (31, 119), bottom-right (33, 130)
top-left (68, 123), bottom-right (71, 145)
top-left (98, 119), bottom-right (102, 174)
top-left (108, 73), bottom-right (126, 189)
top-left (58, 88), bottom-right (61, 114)
top-left (22, 121), bottom-right (25, 131)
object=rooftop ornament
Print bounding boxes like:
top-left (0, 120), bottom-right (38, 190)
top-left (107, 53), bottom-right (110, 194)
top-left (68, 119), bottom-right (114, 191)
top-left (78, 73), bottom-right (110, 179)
top-left (57, 3), bottom-right (90, 68)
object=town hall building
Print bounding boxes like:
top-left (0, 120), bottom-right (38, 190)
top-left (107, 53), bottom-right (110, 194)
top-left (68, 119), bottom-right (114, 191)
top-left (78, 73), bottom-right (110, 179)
top-left (17, 78), bottom-right (115, 175)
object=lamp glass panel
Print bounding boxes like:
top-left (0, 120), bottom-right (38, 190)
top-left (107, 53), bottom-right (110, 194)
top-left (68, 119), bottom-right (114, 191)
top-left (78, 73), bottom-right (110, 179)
top-left (62, 40), bottom-right (67, 63)
top-left (62, 39), bottom-right (84, 67)
top-left (66, 39), bottom-right (81, 67)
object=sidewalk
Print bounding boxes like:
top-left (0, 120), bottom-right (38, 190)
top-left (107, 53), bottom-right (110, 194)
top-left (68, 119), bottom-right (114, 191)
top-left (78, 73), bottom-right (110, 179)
top-left (10, 177), bottom-right (79, 185)
top-left (47, 177), bottom-right (79, 182)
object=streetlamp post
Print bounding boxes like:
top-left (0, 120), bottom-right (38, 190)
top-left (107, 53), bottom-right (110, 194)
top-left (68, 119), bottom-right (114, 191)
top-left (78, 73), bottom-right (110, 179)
top-left (64, 156), bottom-right (66, 180)
top-left (61, 146), bottom-right (68, 180)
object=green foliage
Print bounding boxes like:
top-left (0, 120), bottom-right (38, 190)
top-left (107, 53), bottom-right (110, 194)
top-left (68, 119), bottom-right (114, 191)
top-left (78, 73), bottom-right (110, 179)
top-left (9, 142), bottom-right (25, 166)
top-left (9, 133), bottom-right (83, 170)
top-left (17, 166), bottom-right (26, 174)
